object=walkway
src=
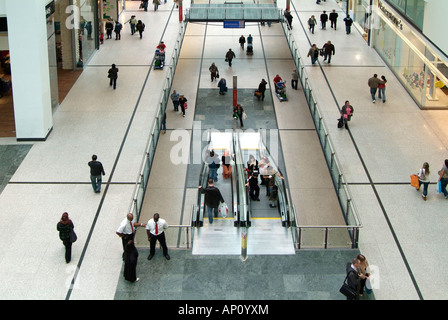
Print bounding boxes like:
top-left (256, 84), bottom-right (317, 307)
top-left (0, 0), bottom-right (446, 301)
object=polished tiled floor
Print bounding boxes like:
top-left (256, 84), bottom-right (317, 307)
top-left (0, 0), bottom-right (447, 301)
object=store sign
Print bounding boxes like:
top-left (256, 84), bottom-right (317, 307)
top-left (223, 20), bottom-right (245, 28)
top-left (378, 0), bottom-right (403, 30)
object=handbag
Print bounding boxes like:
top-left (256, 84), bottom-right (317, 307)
top-left (339, 271), bottom-right (357, 299)
top-left (242, 111), bottom-right (247, 120)
top-left (184, 102), bottom-right (187, 110)
top-left (410, 174), bottom-right (420, 189)
top-left (69, 229), bottom-right (77, 243)
top-left (337, 116), bottom-right (344, 128)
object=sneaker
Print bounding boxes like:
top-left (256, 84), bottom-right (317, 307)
top-left (372, 100), bottom-right (376, 103)
top-left (422, 195), bottom-right (427, 201)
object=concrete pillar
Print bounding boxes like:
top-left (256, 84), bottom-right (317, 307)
top-left (6, 0), bottom-right (53, 140)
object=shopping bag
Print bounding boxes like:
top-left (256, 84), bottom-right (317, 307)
top-left (436, 180), bottom-right (442, 194)
top-left (242, 111), bottom-right (247, 120)
top-left (337, 116), bottom-right (344, 128)
top-left (219, 202), bottom-right (228, 218)
top-left (410, 174), bottom-right (420, 189)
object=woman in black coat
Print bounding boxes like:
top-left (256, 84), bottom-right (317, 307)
top-left (123, 240), bottom-right (139, 282)
top-left (108, 64), bottom-right (119, 89)
top-left (57, 212), bottom-right (75, 263)
top-left (258, 79), bottom-right (267, 101)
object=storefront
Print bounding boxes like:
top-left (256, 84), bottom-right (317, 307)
top-left (370, 0), bottom-right (448, 109)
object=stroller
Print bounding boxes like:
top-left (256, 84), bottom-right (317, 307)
top-left (275, 81), bottom-right (287, 101)
top-left (246, 43), bottom-right (253, 55)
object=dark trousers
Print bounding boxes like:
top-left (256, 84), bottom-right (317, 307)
top-left (63, 239), bottom-right (72, 263)
top-left (291, 79), bottom-right (298, 89)
top-left (149, 232), bottom-right (168, 256)
top-left (249, 185), bottom-right (260, 200)
top-left (110, 77), bottom-right (117, 89)
top-left (331, 20), bottom-right (337, 29)
top-left (228, 59), bottom-right (233, 67)
top-left (121, 234), bottom-right (134, 255)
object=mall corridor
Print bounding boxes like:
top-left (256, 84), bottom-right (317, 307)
top-left (0, 0), bottom-right (447, 301)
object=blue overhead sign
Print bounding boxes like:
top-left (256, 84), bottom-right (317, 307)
top-left (223, 20), bottom-right (245, 28)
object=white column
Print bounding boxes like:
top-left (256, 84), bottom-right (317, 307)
top-left (6, 0), bottom-right (53, 140)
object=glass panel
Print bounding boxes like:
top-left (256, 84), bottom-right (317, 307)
top-left (327, 228), bottom-right (353, 248)
top-left (405, 0), bottom-right (425, 29)
top-left (297, 228), bottom-right (325, 249)
top-left (74, 0), bottom-right (97, 66)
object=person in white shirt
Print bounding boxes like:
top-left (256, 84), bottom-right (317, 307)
top-left (116, 213), bottom-right (146, 259)
top-left (146, 213), bottom-right (170, 260)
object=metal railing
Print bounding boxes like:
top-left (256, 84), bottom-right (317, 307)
top-left (280, 16), bottom-right (362, 249)
top-left (127, 20), bottom-right (189, 247)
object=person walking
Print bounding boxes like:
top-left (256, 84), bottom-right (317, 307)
top-left (108, 64), bottom-right (119, 89)
top-left (291, 69), bottom-right (298, 90)
top-left (307, 44), bottom-right (320, 65)
top-left (233, 104), bottom-right (245, 127)
top-left (340, 100), bottom-right (354, 130)
top-left (218, 78), bottom-right (227, 95)
top-left (368, 74), bottom-right (381, 103)
top-left (171, 90), bottom-right (179, 111)
top-left (136, 20), bottom-right (145, 39)
top-left (146, 213), bottom-right (170, 260)
top-left (57, 212), bottom-right (75, 263)
top-left (378, 75), bottom-right (387, 103)
top-left (322, 40), bottom-right (335, 64)
top-left (114, 20), bottom-right (122, 40)
top-left (142, 0), bottom-right (149, 11)
top-left (199, 179), bottom-right (225, 224)
top-left (153, 0), bottom-right (160, 11)
top-left (125, 15), bottom-right (137, 35)
top-left (206, 150), bottom-right (221, 182)
top-left (344, 15), bottom-right (353, 34)
top-left (438, 159), bottom-right (448, 199)
top-left (417, 162), bottom-right (430, 201)
top-left (225, 49), bottom-right (236, 67)
top-left (116, 213), bottom-right (145, 259)
top-left (258, 79), bottom-right (267, 101)
top-left (123, 240), bottom-right (139, 282)
top-left (239, 35), bottom-right (246, 49)
top-left (247, 34), bottom-right (253, 46)
top-left (308, 15), bottom-right (317, 34)
top-left (161, 111), bottom-right (167, 134)
top-left (179, 94), bottom-right (187, 117)
top-left (209, 63), bottom-right (219, 82)
top-left (284, 10), bottom-right (293, 29)
top-left (320, 11), bottom-right (328, 29)
top-left (329, 9), bottom-right (338, 30)
top-left (88, 154), bottom-right (106, 193)
top-left (105, 19), bottom-right (114, 39)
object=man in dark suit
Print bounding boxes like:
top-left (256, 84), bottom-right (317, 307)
top-left (345, 258), bottom-right (366, 300)
top-left (329, 9), bottom-right (338, 30)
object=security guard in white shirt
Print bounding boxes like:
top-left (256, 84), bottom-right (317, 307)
top-left (146, 213), bottom-right (170, 260)
top-left (116, 213), bottom-right (146, 259)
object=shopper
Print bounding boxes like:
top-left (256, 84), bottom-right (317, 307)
top-left (179, 94), bottom-right (187, 117)
top-left (123, 240), bottom-right (139, 282)
top-left (322, 40), bottom-right (335, 64)
top-left (344, 15), bottom-right (353, 34)
top-left (291, 69), bottom-right (298, 90)
top-left (218, 78), bottom-right (228, 95)
top-left (171, 90), bottom-right (179, 111)
top-left (258, 79), bottom-right (268, 101)
top-left (88, 154), bottom-right (106, 193)
top-left (233, 104), bottom-right (245, 127)
top-left (357, 254), bottom-right (370, 296)
top-left (329, 9), bottom-right (338, 30)
top-left (108, 64), bottom-right (119, 89)
top-left (206, 150), bottom-right (221, 182)
top-left (199, 179), bottom-right (225, 224)
top-left (142, 0), bottom-right (149, 11)
top-left (239, 35), bottom-right (246, 49)
top-left (344, 258), bottom-right (363, 300)
top-left (209, 63), bottom-right (219, 82)
top-left (307, 44), bottom-right (320, 65)
top-left (136, 20), bottom-right (145, 39)
top-left (146, 213), bottom-right (170, 260)
top-left (153, 0), bottom-right (160, 11)
top-left (57, 212), bottom-right (75, 264)
top-left (368, 74), bottom-right (381, 103)
top-left (222, 150), bottom-right (232, 179)
top-left (114, 20), bottom-right (122, 40)
top-left (308, 15), bottom-right (317, 34)
top-left (125, 15), bottom-right (137, 35)
top-left (378, 75), bottom-right (387, 103)
top-left (161, 111), bottom-right (167, 134)
top-left (225, 49), bottom-right (236, 67)
top-left (417, 162), bottom-right (430, 201)
top-left (340, 100), bottom-right (354, 130)
top-left (284, 10), bottom-right (293, 29)
top-left (246, 172), bottom-right (260, 201)
top-left (105, 19), bottom-right (114, 39)
top-left (320, 11), bottom-right (328, 29)
top-left (438, 159), bottom-right (448, 199)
